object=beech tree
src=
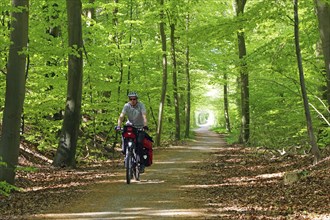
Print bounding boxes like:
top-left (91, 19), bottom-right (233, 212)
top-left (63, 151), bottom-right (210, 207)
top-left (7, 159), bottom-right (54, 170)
top-left (0, 0), bottom-right (328, 168)
top-left (184, 10), bottom-right (191, 138)
top-left (53, 0), bottom-right (83, 168)
top-left (169, 16), bottom-right (180, 141)
top-left (294, 0), bottom-right (321, 164)
top-left (314, 0), bottom-right (330, 108)
top-left (156, 0), bottom-right (168, 147)
top-left (233, 0), bottom-right (249, 145)
top-left (0, 0), bottom-right (29, 184)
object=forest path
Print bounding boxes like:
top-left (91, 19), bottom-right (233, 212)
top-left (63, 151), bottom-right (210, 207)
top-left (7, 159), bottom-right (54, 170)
top-left (30, 126), bottom-right (225, 219)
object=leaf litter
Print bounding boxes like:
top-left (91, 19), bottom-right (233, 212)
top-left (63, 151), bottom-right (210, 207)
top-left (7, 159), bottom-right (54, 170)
top-left (0, 137), bottom-right (330, 220)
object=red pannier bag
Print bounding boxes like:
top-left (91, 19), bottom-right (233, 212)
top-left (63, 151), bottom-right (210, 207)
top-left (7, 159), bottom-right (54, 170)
top-left (143, 134), bottom-right (153, 166)
top-left (123, 126), bottom-right (137, 139)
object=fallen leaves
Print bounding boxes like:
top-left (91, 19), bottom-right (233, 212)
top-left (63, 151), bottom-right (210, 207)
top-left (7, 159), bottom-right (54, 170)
top-left (1, 142), bottom-right (329, 220)
top-left (0, 160), bottom-right (122, 219)
top-left (186, 144), bottom-right (330, 219)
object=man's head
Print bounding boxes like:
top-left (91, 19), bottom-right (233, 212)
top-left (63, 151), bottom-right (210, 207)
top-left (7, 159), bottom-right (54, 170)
top-left (128, 91), bottom-right (138, 106)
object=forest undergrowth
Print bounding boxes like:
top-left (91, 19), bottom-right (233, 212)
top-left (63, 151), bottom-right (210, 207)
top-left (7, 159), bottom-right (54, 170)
top-left (0, 140), bottom-right (330, 219)
top-left (187, 143), bottom-right (330, 219)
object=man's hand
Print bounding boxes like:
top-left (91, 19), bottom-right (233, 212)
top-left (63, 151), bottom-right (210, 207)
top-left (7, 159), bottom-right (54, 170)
top-left (115, 126), bottom-right (121, 131)
top-left (143, 126), bottom-right (149, 131)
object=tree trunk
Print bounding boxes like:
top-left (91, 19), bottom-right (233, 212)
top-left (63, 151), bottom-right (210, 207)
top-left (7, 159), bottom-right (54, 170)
top-left (294, 0), bottom-right (321, 164)
top-left (184, 13), bottom-right (191, 139)
top-left (234, 0), bottom-right (249, 144)
top-left (156, 0), bottom-right (168, 147)
top-left (112, 0), bottom-right (124, 109)
top-left (53, 0), bottom-right (83, 168)
top-left (170, 23), bottom-right (181, 141)
top-left (224, 72), bottom-right (231, 132)
top-left (0, 0), bottom-right (29, 184)
top-left (314, 0), bottom-right (330, 108)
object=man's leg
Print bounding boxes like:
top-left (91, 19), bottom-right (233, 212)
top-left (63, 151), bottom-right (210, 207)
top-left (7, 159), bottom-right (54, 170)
top-left (137, 131), bottom-right (146, 172)
top-left (121, 136), bottom-right (126, 155)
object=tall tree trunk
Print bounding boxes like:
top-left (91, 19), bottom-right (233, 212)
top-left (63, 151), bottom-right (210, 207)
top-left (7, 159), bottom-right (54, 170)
top-left (85, 0), bottom-right (96, 150)
top-left (113, 0), bottom-right (124, 108)
top-left (294, 0), bottom-right (321, 164)
top-left (234, 0), bottom-right (249, 144)
top-left (0, 0), bottom-right (29, 184)
top-left (170, 23), bottom-right (181, 141)
top-left (314, 0), bottom-right (330, 108)
top-left (53, 0), bottom-right (83, 168)
top-left (184, 13), bottom-right (191, 138)
top-left (224, 72), bottom-right (231, 132)
top-left (156, 0), bottom-right (168, 147)
top-left (127, 0), bottom-right (133, 91)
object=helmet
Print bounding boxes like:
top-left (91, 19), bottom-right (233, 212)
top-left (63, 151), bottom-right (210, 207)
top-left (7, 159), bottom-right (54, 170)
top-left (127, 91), bottom-right (138, 98)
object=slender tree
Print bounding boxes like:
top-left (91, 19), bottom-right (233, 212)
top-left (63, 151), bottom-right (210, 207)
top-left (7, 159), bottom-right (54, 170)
top-left (314, 0), bottom-right (330, 108)
top-left (233, 0), bottom-right (249, 144)
top-left (224, 71), bottom-right (231, 132)
top-left (0, 0), bottom-right (29, 184)
top-left (156, 0), bottom-right (168, 146)
top-left (184, 11), bottom-right (191, 138)
top-left (112, 0), bottom-right (125, 107)
top-left (53, 0), bottom-right (83, 168)
top-left (293, 0), bottom-right (321, 164)
top-left (170, 22), bottom-right (181, 141)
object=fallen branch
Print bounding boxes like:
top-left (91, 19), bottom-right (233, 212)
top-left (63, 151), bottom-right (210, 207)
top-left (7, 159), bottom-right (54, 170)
top-left (20, 144), bottom-right (53, 164)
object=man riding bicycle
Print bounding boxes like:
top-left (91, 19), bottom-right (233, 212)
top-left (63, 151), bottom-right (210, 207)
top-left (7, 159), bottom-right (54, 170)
top-left (115, 91), bottom-right (148, 172)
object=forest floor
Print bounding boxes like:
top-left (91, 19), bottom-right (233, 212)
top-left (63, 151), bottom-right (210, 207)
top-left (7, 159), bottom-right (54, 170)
top-left (1, 127), bottom-right (330, 219)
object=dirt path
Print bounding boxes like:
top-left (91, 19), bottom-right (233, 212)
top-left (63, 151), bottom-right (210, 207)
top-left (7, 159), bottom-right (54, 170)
top-left (4, 126), bottom-right (329, 219)
top-left (30, 126), bottom-right (224, 219)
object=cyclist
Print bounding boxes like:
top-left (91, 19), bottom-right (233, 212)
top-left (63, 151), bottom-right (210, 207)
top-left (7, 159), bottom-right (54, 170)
top-left (115, 91), bottom-right (148, 172)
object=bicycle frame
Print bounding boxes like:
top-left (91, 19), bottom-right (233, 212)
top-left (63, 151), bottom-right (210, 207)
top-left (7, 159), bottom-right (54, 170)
top-left (122, 125), bottom-right (140, 184)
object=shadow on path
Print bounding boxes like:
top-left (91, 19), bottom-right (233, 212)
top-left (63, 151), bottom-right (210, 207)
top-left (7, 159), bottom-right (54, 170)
top-left (29, 127), bottom-right (225, 219)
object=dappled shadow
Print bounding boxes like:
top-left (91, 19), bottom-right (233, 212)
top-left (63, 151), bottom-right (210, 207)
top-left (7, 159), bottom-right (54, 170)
top-left (184, 139), bottom-right (330, 219)
top-left (0, 161), bottom-right (125, 219)
top-left (3, 127), bottom-right (329, 220)
top-left (30, 208), bottom-right (215, 219)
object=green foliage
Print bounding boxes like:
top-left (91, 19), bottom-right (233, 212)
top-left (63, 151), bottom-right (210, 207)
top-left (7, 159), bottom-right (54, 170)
top-left (0, 181), bottom-right (20, 197)
top-left (318, 127), bottom-right (330, 148)
top-left (0, 159), bottom-right (6, 168)
top-left (16, 166), bottom-right (38, 173)
top-left (0, 0), bottom-right (329, 164)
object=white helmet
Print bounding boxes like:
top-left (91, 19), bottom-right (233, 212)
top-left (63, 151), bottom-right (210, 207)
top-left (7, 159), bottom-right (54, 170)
top-left (127, 91), bottom-right (138, 98)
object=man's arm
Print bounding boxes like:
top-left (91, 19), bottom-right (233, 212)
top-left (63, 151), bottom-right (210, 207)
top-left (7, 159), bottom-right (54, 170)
top-left (117, 112), bottom-right (125, 127)
top-left (142, 112), bottom-right (147, 127)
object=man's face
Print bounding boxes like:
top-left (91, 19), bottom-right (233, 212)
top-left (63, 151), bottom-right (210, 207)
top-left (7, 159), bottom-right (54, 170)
top-left (129, 96), bottom-right (137, 106)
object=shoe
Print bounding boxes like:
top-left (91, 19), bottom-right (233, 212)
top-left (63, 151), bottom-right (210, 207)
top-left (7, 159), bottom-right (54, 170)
top-left (139, 165), bottom-right (145, 173)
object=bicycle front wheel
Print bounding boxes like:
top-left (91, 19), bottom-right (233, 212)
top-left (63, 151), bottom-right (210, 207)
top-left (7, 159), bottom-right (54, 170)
top-left (134, 162), bottom-right (140, 181)
top-left (126, 152), bottom-right (133, 184)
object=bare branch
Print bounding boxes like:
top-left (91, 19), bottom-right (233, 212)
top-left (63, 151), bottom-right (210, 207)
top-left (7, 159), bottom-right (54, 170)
top-left (309, 103), bottom-right (330, 126)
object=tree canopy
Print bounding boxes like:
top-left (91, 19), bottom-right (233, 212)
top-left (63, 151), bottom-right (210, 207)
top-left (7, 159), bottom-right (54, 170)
top-left (0, 0), bottom-right (329, 174)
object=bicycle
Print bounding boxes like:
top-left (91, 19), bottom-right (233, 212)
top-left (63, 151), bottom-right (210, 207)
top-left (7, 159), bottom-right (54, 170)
top-left (119, 125), bottom-right (142, 184)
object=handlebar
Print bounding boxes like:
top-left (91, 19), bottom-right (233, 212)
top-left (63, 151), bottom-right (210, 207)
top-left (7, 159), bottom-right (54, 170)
top-left (115, 126), bottom-right (148, 132)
